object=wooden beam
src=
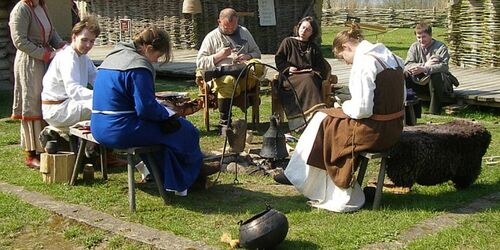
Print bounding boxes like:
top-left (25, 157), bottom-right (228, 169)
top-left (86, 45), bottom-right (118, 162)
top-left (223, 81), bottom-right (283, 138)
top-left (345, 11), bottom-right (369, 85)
top-left (237, 12), bottom-right (255, 17)
top-left (344, 21), bottom-right (387, 33)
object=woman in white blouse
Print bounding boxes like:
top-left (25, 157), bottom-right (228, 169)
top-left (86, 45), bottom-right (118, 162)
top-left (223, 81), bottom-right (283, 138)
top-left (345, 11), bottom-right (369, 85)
top-left (282, 24), bottom-right (406, 212)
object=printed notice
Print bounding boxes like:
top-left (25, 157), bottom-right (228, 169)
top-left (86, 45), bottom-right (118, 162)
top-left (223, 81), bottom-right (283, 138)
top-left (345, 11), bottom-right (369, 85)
top-left (258, 0), bottom-right (276, 26)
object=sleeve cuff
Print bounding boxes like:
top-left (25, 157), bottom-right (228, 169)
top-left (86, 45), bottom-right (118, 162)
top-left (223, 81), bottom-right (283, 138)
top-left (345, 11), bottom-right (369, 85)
top-left (163, 105), bottom-right (176, 117)
top-left (42, 49), bottom-right (51, 62)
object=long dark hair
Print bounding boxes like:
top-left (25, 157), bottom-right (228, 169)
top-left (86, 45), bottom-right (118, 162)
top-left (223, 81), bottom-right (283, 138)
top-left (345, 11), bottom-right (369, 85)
top-left (293, 16), bottom-right (319, 41)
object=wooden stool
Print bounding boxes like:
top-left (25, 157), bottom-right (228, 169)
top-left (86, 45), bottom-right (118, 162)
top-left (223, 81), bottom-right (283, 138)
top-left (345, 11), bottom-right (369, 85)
top-left (69, 127), bottom-right (108, 185)
top-left (404, 99), bottom-right (419, 126)
top-left (196, 75), bottom-right (261, 131)
top-left (356, 151), bottom-right (388, 210)
top-left (115, 146), bottom-right (167, 212)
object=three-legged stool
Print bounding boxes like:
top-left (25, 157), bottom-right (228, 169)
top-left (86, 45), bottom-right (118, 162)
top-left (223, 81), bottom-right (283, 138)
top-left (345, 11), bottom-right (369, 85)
top-left (356, 151), bottom-right (388, 210)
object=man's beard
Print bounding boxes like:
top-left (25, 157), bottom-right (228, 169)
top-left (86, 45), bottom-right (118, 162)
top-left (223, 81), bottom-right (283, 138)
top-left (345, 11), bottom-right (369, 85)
top-left (219, 26), bottom-right (236, 36)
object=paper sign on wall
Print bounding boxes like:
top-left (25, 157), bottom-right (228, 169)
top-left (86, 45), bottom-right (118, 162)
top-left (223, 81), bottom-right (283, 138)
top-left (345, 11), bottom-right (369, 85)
top-left (258, 0), bottom-right (276, 26)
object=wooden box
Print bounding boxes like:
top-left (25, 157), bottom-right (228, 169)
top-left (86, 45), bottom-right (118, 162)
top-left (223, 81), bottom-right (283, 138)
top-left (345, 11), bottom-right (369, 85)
top-left (40, 152), bottom-right (75, 184)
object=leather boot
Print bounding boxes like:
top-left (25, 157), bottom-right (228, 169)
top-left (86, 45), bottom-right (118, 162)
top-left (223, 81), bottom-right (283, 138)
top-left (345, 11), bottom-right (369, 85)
top-left (218, 98), bottom-right (232, 136)
top-left (106, 150), bottom-right (128, 168)
top-left (200, 161), bottom-right (221, 177)
top-left (25, 151), bottom-right (40, 170)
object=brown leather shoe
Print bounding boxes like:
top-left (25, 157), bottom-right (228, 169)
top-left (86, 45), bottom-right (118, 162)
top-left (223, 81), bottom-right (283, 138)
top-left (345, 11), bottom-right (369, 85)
top-left (106, 152), bottom-right (128, 168)
top-left (273, 171), bottom-right (292, 185)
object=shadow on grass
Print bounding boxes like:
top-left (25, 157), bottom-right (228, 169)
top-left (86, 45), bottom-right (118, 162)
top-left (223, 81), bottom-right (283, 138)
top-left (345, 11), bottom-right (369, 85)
top-left (278, 240), bottom-right (320, 249)
top-left (137, 181), bottom-right (309, 215)
top-left (367, 182), bottom-right (500, 212)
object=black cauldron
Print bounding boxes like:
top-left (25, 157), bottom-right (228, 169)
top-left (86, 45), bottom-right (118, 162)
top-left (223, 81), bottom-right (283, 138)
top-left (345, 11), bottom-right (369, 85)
top-left (45, 140), bottom-right (58, 154)
top-left (238, 206), bottom-right (289, 249)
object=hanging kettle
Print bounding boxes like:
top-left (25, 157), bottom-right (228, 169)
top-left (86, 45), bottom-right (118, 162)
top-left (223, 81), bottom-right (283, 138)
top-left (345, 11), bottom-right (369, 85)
top-left (260, 115), bottom-right (288, 160)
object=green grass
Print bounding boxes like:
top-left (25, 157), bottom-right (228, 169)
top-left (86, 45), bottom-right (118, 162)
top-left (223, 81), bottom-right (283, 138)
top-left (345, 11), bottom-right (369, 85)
top-left (0, 186), bottom-right (150, 249)
top-left (320, 26), bottom-right (448, 59)
top-left (406, 204), bottom-right (500, 250)
top-left (0, 192), bottom-right (49, 247)
top-left (0, 86), bottom-right (499, 249)
top-left (0, 28), bottom-right (496, 249)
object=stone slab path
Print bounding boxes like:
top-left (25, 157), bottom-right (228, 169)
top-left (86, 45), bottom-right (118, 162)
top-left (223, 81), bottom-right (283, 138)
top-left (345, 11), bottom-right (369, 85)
top-left (361, 191), bottom-right (500, 249)
top-left (1, 179), bottom-right (499, 250)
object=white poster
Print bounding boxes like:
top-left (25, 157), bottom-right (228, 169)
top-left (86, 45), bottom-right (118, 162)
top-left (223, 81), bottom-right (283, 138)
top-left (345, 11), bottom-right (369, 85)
top-left (258, 0), bottom-right (276, 26)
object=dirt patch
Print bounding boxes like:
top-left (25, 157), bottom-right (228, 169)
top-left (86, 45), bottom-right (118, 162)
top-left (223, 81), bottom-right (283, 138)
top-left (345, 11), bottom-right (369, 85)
top-left (9, 215), bottom-right (80, 249)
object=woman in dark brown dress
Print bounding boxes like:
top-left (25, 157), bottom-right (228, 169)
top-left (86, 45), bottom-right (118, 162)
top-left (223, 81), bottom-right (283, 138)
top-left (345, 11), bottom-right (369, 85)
top-left (275, 16), bottom-right (328, 131)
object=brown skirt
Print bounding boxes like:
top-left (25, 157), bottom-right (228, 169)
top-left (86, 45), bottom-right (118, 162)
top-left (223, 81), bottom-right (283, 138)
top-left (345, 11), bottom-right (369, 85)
top-left (278, 72), bottom-right (325, 130)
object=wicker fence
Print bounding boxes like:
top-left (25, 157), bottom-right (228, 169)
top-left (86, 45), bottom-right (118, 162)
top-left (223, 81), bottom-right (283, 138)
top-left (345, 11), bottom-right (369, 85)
top-left (78, 0), bottom-right (322, 54)
top-left (83, 0), bottom-right (197, 49)
top-left (448, 0), bottom-right (500, 67)
top-left (322, 8), bottom-right (448, 28)
top-left (193, 0), bottom-right (321, 54)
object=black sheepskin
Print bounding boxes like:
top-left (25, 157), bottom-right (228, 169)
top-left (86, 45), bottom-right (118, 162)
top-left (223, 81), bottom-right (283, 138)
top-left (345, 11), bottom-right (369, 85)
top-left (386, 120), bottom-right (491, 189)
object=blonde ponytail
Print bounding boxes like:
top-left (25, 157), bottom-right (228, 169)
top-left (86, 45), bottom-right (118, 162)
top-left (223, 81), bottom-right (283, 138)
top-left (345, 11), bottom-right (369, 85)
top-left (332, 23), bottom-right (364, 56)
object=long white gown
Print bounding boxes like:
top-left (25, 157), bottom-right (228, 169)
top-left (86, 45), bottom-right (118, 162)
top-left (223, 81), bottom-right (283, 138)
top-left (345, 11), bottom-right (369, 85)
top-left (284, 112), bottom-right (365, 212)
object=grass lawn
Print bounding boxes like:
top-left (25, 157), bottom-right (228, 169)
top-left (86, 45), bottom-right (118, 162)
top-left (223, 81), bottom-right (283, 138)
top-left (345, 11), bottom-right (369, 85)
top-left (0, 84), bottom-right (498, 249)
top-left (0, 27), bottom-right (499, 249)
top-left (0, 192), bottom-right (148, 249)
top-left (320, 26), bottom-right (448, 59)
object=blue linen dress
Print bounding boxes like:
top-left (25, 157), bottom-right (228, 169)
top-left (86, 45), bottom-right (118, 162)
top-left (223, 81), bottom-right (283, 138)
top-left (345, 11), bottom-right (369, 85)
top-left (91, 43), bottom-right (202, 192)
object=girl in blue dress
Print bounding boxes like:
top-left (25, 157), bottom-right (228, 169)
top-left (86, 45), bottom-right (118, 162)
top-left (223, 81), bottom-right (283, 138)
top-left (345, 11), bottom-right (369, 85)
top-left (91, 27), bottom-right (206, 196)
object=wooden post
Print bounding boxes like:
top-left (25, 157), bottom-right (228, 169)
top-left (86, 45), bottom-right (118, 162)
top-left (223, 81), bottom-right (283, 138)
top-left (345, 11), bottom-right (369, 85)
top-left (40, 152), bottom-right (76, 184)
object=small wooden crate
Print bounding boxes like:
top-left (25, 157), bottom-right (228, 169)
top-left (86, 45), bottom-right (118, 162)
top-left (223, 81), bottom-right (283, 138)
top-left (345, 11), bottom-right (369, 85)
top-left (40, 152), bottom-right (76, 184)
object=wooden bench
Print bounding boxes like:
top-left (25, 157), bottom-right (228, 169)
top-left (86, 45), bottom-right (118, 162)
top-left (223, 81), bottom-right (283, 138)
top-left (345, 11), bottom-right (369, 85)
top-left (356, 151), bottom-right (388, 210)
top-left (69, 127), bottom-right (108, 185)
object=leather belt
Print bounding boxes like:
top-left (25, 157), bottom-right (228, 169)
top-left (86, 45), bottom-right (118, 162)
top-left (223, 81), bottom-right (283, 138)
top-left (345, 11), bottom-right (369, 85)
top-left (42, 99), bottom-right (66, 105)
top-left (369, 110), bottom-right (404, 121)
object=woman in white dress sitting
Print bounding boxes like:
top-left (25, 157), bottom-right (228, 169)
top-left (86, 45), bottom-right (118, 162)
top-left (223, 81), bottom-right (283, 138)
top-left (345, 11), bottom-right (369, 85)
top-left (283, 24), bottom-right (406, 212)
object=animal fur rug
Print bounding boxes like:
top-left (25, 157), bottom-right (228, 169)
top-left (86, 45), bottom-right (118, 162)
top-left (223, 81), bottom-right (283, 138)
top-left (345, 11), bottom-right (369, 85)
top-left (386, 120), bottom-right (491, 189)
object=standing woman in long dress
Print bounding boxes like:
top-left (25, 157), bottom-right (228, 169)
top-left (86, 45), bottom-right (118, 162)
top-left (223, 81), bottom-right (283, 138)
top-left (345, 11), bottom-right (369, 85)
top-left (275, 16), bottom-right (328, 131)
top-left (9, 0), bottom-right (66, 169)
top-left (283, 24), bottom-right (405, 212)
